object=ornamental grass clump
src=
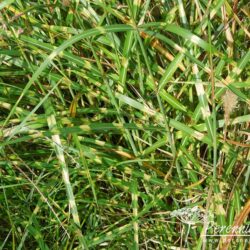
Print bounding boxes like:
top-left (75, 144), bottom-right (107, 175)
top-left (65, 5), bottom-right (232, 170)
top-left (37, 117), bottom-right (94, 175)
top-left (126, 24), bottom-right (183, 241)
top-left (0, 1), bottom-right (249, 249)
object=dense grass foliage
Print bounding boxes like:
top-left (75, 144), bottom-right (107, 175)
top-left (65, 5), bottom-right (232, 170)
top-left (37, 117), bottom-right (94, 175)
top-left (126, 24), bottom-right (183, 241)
top-left (0, 0), bottom-right (249, 249)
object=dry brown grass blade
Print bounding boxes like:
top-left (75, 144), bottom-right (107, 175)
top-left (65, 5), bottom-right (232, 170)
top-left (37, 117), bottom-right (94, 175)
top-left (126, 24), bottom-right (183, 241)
top-left (110, 149), bottom-right (166, 177)
top-left (225, 139), bottom-right (250, 148)
top-left (107, 8), bottom-right (186, 72)
top-left (139, 31), bottom-right (186, 72)
top-left (221, 198), bottom-right (250, 250)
